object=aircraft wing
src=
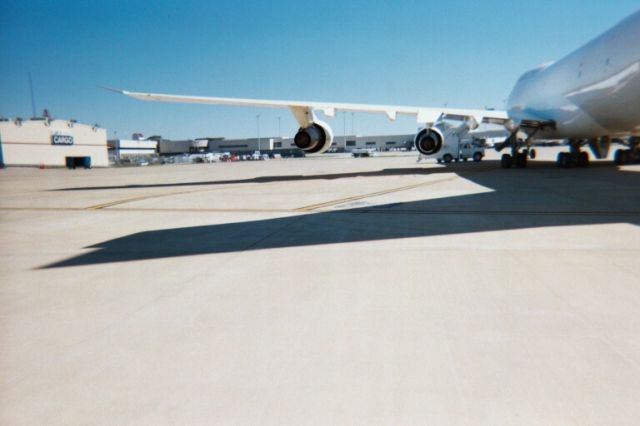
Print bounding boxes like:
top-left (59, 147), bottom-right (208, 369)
top-left (110, 88), bottom-right (509, 128)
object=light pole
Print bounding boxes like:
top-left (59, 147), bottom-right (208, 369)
top-left (278, 116), bottom-right (281, 139)
top-left (351, 112), bottom-right (355, 136)
top-left (343, 111), bottom-right (347, 146)
top-left (256, 114), bottom-right (261, 154)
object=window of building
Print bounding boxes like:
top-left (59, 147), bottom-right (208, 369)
top-left (220, 144), bottom-right (249, 149)
top-left (385, 141), bottom-right (396, 145)
top-left (366, 142), bottom-right (376, 146)
top-left (274, 142), bottom-right (282, 148)
top-left (346, 140), bottom-right (356, 147)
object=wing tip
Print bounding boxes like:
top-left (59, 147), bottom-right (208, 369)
top-left (98, 85), bottom-right (131, 95)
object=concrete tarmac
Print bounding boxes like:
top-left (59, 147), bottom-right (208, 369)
top-left (1, 149), bottom-right (640, 425)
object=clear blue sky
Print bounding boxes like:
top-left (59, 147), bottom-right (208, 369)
top-left (1, 1), bottom-right (638, 140)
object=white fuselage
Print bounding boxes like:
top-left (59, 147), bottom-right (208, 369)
top-left (507, 10), bottom-right (640, 139)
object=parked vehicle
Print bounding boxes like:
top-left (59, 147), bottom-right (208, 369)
top-left (435, 140), bottom-right (485, 164)
top-left (188, 153), bottom-right (217, 163)
top-left (352, 148), bottom-right (377, 158)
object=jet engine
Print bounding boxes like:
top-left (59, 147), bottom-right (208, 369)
top-left (414, 127), bottom-right (444, 156)
top-left (294, 120), bottom-right (334, 154)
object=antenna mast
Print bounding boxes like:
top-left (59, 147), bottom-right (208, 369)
top-left (28, 72), bottom-right (37, 118)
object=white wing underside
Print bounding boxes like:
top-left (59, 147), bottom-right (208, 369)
top-left (115, 88), bottom-right (509, 128)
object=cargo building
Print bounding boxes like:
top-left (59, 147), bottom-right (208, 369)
top-left (0, 118), bottom-right (108, 168)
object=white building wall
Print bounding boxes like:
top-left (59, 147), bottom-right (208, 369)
top-left (0, 119), bottom-right (108, 167)
top-left (209, 137), bottom-right (278, 152)
top-left (333, 134), bottom-right (415, 151)
top-left (108, 139), bottom-right (158, 158)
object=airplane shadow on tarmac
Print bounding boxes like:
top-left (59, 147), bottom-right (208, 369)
top-left (44, 161), bottom-right (640, 268)
top-left (54, 166), bottom-right (466, 190)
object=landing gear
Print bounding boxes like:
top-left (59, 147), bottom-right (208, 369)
top-left (556, 151), bottom-right (589, 168)
top-left (614, 149), bottom-right (628, 165)
top-left (578, 151), bottom-right (589, 167)
top-left (614, 148), bottom-right (640, 165)
top-left (500, 151), bottom-right (528, 169)
top-left (515, 151), bottom-right (528, 168)
top-left (557, 152), bottom-right (570, 168)
top-left (501, 153), bottom-right (513, 168)
top-left (529, 149), bottom-right (537, 159)
top-left (613, 137), bottom-right (640, 165)
top-left (497, 132), bottom-right (533, 169)
top-left (556, 139), bottom-right (590, 168)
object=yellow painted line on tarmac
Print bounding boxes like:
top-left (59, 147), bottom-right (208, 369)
top-left (295, 174), bottom-right (463, 212)
top-left (107, 207), bottom-right (295, 213)
top-left (84, 191), bottom-right (192, 210)
top-left (0, 206), bottom-right (296, 214)
top-left (84, 177), bottom-right (443, 212)
top-left (0, 207), bottom-right (87, 212)
top-left (84, 182), bottom-right (255, 210)
top-left (2, 168), bottom-right (494, 214)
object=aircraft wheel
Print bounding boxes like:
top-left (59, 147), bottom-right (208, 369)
top-left (515, 152), bottom-right (528, 168)
top-left (563, 153), bottom-right (572, 168)
top-left (501, 154), bottom-right (513, 169)
top-left (473, 152), bottom-right (482, 162)
top-left (614, 149), bottom-right (632, 165)
top-left (529, 149), bottom-right (537, 159)
top-left (614, 149), bottom-right (623, 165)
top-left (578, 151), bottom-right (589, 167)
top-left (557, 152), bottom-right (571, 168)
top-left (443, 154), bottom-right (453, 164)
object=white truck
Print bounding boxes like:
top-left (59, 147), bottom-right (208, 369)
top-left (416, 118), bottom-right (486, 164)
top-left (434, 138), bottom-right (485, 163)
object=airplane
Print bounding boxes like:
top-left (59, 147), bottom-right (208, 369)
top-left (111, 9), bottom-right (640, 169)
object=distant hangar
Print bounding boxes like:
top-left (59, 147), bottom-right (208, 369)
top-left (0, 117), bottom-right (108, 168)
top-left (205, 134), bottom-right (416, 153)
top-left (107, 134), bottom-right (418, 161)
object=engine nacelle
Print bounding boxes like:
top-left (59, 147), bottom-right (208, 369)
top-left (294, 120), bottom-right (334, 154)
top-left (414, 127), bottom-right (444, 156)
